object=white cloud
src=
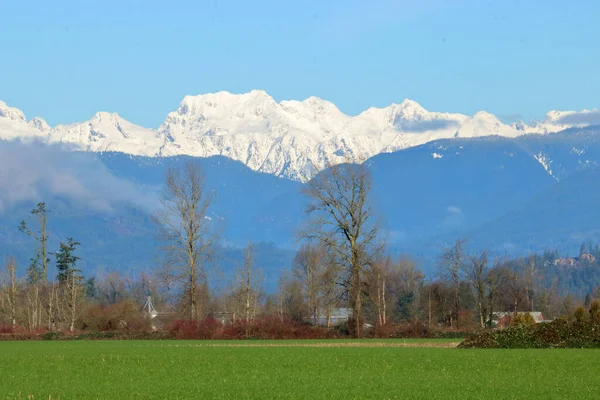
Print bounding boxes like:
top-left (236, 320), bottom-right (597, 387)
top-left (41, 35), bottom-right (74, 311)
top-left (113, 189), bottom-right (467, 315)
top-left (447, 206), bottom-right (462, 215)
top-left (0, 140), bottom-right (160, 213)
top-left (556, 110), bottom-right (600, 126)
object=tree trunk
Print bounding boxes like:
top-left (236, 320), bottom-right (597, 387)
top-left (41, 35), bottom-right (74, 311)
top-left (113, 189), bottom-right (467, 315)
top-left (478, 301), bottom-right (485, 328)
top-left (453, 281), bottom-right (460, 329)
top-left (189, 270), bottom-right (197, 320)
top-left (428, 286), bottom-right (432, 330)
top-left (352, 265), bottom-right (361, 338)
top-left (9, 260), bottom-right (17, 330)
top-left (381, 273), bottom-right (387, 326)
top-left (48, 284), bottom-right (55, 331)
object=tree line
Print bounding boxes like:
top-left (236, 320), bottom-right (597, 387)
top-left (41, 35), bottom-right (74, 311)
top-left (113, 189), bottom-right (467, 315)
top-left (1, 161), bottom-right (598, 337)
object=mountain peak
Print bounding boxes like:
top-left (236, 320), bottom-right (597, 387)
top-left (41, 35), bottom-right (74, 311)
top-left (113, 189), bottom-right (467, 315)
top-left (28, 117), bottom-right (51, 132)
top-left (91, 111), bottom-right (121, 122)
top-left (398, 98), bottom-right (426, 111)
top-left (0, 100), bottom-right (27, 122)
top-left (389, 99), bottom-right (428, 120)
top-left (473, 111), bottom-right (499, 120)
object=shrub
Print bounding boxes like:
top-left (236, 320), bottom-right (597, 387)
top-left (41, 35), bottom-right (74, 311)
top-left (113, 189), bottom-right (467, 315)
top-left (366, 320), bottom-right (471, 339)
top-left (168, 318), bottom-right (224, 340)
top-left (512, 312), bottom-right (536, 327)
top-left (590, 301), bottom-right (600, 323)
top-left (80, 300), bottom-right (153, 332)
top-left (460, 303), bottom-right (600, 349)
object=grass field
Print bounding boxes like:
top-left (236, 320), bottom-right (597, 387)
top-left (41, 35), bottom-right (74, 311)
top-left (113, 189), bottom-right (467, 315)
top-left (1, 339), bottom-right (599, 399)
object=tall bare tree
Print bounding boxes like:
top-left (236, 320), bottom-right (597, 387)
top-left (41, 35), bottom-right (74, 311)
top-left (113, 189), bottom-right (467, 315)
top-left (485, 262), bottom-right (511, 326)
top-left (366, 257), bottom-right (392, 327)
top-left (303, 162), bottom-right (380, 337)
top-left (392, 256), bottom-right (424, 322)
top-left (463, 250), bottom-right (489, 328)
top-left (520, 254), bottom-right (537, 311)
top-left (293, 243), bottom-right (332, 324)
top-left (234, 243), bottom-right (262, 322)
top-left (63, 271), bottom-right (85, 332)
top-left (157, 162), bottom-right (218, 320)
top-left (5, 258), bottom-right (18, 330)
top-left (437, 239), bottom-right (467, 328)
top-left (155, 261), bottom-right (178, 310)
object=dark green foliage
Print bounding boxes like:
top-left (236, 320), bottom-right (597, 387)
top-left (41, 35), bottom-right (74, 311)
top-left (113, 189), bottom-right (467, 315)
top-left (20, 202), bottom-right (50, 284)
top-left (396, 292), bottom-right (415, 321)
top-left (55, 237), bottom-right (81, 283)
top-left (460, 303), bottom-right (600, 348)
top-left (86, 277), bottom-right (98, 299)
top-left (589, 300), bottom-right (600, 323)
top-left (25, 256), bottom-right (43, 285)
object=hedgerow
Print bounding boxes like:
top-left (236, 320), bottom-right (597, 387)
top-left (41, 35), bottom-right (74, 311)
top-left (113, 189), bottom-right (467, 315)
top-left (459, 301), bottom-right (600, 348)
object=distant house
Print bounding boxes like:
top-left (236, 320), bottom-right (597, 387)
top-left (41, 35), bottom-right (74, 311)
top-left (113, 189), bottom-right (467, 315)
top-left (578, 253), bottom-right (596, 264)
top-left (553, 257), bottom-right (577, 267)
top-left (492, 311), bottom-right (546, 328)
top-left (553, 254), bottom-right (596, 267)
top-left (311, 308), bottom-right (352, 326)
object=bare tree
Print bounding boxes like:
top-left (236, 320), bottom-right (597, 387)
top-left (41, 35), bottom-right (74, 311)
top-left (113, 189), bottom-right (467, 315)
top-left (294, 243), bottom-right (326, 324)
top-left (155, 261), bottom-right (178, 310)
top-left (157, 162), bottom-right (219, 320)
top-left (279, 273), bottom-right (307, 322)
top-left (234, 243), bottom-right (262, 322)
top-left (520, 254), bottom-right (537, 311)
top-left (63, 272), bottom-right (85, 332)
top-left (97, 272), bottom-right (128, 305)
top-left (302, 162), bottom-right (380, 337)
top-left (5, 258), bottom-right (18, 330)
top-left (485, 262), bottom-right (511, 326)
top-left (320, 262), bottom-right (340, 327)
top-left (463, 250), bottom-right (489, 328)
top-left (395, 257), bottom-right (424, 321)
top-left (437, 239), bottom-right (467, 328)
top-left (367, 257), bottom-right (392, 327)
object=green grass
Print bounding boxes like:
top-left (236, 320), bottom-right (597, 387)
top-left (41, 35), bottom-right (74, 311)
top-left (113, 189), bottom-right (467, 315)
top-left (1, 340), bottom-right (599, 399)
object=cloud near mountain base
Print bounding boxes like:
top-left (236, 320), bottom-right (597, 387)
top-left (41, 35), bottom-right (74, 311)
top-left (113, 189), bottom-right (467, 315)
top-left (0, 140), bottom-right (160, 213)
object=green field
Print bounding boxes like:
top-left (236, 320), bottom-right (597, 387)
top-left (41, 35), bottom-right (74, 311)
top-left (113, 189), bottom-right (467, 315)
top-left (1, 340), bottom-right (599, 399)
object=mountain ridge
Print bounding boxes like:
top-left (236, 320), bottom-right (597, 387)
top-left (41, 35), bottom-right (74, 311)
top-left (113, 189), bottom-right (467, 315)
top-left (1, 92), bottom-right (597, 181)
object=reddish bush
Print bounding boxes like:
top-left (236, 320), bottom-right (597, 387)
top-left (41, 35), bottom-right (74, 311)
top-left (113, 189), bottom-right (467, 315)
top-left (367, 320), bottom-right (473, 339)
top-left (0, 325), bottom-right (15, 334)
top-left (168, 315), bottom-right (340, 340)
top-left (168, 318), bottom-right (224, 339)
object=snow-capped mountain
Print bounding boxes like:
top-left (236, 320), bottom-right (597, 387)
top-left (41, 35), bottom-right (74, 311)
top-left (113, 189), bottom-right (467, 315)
top-left (50, 112), bottom-right (165, 156)
top-left (0, 93), bottom-right (595, 181)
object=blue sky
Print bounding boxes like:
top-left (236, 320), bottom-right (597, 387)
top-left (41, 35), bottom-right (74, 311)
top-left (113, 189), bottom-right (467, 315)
top-left (0, 0), bottom-right (598, 127)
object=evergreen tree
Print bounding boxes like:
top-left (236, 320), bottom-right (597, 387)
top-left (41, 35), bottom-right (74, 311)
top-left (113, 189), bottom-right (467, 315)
top-left (25, 255), bottom-right (43, 285)
top-left (584, 292), bottom-right (592, 308)
top-left (86, 277), bottom-right (98, 299)
top-left (55, 238), bottom-right (81, 284)
top-left (19, 202), bottom-right (50, 283)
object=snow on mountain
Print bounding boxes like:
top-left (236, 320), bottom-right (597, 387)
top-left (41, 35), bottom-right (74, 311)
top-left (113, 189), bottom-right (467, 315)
top-left (512, 109), bottom-right (600, 135)
top-left (50, 112), bottom-right (165, 156)
top-left (0, 100), bottom-right (49, 141)
top-left (0, 93), bottom-right (596, 181)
